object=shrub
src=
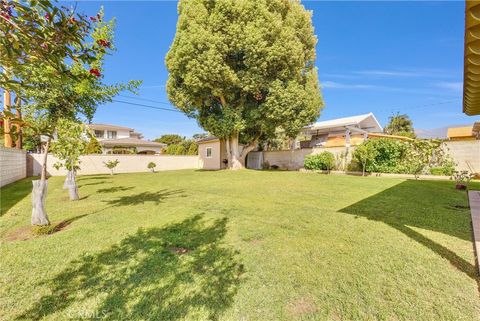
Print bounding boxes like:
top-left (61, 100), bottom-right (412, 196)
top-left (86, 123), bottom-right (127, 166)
top-left (355, 138), bottom-right (408, 174)
top-left (147, 162), bottom-right (157, 173)
top-left (85, 136), bottom-right (102, 154)
top-left (304, 152), bottom-right (335, 171)
top-left (104, 159), bottom-right (120, 175)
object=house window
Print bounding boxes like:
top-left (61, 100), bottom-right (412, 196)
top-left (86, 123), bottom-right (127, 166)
top-left (206, 147), bottom-right (212, 158)
top-left (94, 130), bottom-right (104, 138)
top-left (107, 131), bottom-right (117, 139)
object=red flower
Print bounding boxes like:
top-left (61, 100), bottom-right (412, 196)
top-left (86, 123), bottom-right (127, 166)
top-left (44, 13), bottom-right (50, 20)
top-left (89, 16), bottom-right (97, 22)
top-left (0, 12), bottom-right (10, 20)
top-left (96, 39), bottom-right (111, 48)
top-left (69, 16), bottom-right (76, 24)
top-left (89, 68), bottom-right (101, 77)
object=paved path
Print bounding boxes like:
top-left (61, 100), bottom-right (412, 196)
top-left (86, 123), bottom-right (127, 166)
top-left (468, 190), bottom-right (480, 274)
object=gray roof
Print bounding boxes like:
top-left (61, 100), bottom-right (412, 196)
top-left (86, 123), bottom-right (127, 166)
top-left (196, 136), bottom-right (220, 143)
top-left (88, 123), bottom-right (134, 132)
top-left (100, 138), bottom-right (166, 147)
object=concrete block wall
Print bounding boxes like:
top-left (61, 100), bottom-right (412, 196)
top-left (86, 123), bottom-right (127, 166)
top-left (443, 140), bottom-right (480, 172)
top-left (0, 147), bottom-right (27, 187)
top-left (28, 154), bottom-right (200, 176)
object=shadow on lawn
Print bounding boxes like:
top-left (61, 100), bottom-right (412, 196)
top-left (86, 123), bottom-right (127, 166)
top-left (340, 179), bottom-right (480, 284)
top-left (97, 186), bottom-right (135, 193)
top-left (0, 177), bottom-right (35, 216)
top-left (104, 189), bottom-right (185, 207)
top-left (17, 215), bottom-right (242, 321)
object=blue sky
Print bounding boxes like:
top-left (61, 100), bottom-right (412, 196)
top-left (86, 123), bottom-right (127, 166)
top-left (71, 1), bottom-right (473, 139)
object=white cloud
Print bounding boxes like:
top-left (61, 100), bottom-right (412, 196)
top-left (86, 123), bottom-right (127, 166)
top-left (435, 81), bottom-right (463, 91)
top-left (322, 81), bottom-right (376, 89)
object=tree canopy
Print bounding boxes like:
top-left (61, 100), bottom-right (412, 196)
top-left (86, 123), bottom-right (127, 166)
top-left (384, 113), bottom-right (415, 138)
top-left (166, 0), bottom-right (323, 168)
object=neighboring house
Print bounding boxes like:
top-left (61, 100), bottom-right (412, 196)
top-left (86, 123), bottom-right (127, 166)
top-left (300, 113), bottom-right (388, 148)
top-left (88, 124), bottom-right (166, 155)
top-left (447, 123), bottom-right (480, 141)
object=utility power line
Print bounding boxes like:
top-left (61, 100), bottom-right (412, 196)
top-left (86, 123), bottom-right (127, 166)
top-left (117, 94), bottom-right (173, 106)
top-left (111, 99), bottom-right (182, 113)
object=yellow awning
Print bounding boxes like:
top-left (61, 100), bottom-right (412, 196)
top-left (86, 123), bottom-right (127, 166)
top-left (463, 1), bottom-right (480, 115)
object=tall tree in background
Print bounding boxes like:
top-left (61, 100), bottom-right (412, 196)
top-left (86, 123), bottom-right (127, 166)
top-left (384, 113), bottom-right (415, 138)
top-left (166, 0), bottom-right (323, 169)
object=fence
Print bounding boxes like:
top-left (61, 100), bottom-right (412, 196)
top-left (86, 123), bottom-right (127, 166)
top-left (27, 154), bottom-right (200, 176)
top-left (0, 147), bottom-right (27, 187)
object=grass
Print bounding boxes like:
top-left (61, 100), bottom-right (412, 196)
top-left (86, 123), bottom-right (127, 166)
top-left (0, 170), bottom-right (479, 321)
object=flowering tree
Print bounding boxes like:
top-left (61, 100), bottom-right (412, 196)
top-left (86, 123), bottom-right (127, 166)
top-left (2, 2), bottom-right (139, 225)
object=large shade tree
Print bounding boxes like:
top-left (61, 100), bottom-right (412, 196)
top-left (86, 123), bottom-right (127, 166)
top-left (166, 0), bottom-right (323, 169)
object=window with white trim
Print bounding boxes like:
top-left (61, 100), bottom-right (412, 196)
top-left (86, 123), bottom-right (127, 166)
top-left (206, 147), bottom-right (212, 158)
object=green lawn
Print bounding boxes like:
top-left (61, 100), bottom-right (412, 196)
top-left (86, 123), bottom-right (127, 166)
top-left (1, 170), bottom-right (479, 321)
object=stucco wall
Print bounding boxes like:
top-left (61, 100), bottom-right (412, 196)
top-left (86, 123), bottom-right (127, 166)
top-left (250, 146), bottom-right (356, 171)
top-left (444, 140), bottom-right (480, 172)
top-left (198, 140), bottom-right (221, 170)
top-left (28, 154), bottom-right (200, 176)
top-left (0, 147), bottom-right (27, 187)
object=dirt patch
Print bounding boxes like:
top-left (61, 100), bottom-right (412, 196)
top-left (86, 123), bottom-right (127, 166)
top-left (3, 220), bottom-right (72, 242)
top-left (169, 247), bottom-right (189, 255)
top-left (250, 239), bottom-right (263, 246)
top-left (287, 297), bottom-right (318, 318)
top-left (3, 225), bottom-right (34, 242)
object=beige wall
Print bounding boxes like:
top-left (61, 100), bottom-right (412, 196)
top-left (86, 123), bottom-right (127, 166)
top-left (198, 140), bottom-right (221, 170)
top-left (0, 147), bottom-right (27, 187)
top-left (444, 140), bottom-right (480, 172)
top-left (252, 146), bottom-right (356, 171)
top-left (28, 154), bottom-right (200, 176)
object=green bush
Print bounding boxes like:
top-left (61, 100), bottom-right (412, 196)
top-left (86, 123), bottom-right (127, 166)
top-left (304, 152), bottom-right (335, 171)
top-left (356, 138), bottom-right (408, 174)
top-left (430, 161), bottom-right (455, 176)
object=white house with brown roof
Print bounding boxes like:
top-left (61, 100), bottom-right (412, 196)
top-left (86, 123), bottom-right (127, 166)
top-left (88, 123), bottom-right (166, 155)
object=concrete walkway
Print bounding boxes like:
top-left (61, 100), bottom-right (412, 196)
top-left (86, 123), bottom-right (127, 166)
top-left (468, 190), bottom-right (480, 274)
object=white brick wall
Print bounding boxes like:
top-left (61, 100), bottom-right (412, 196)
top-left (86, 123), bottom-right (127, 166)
top-left (0, 147), bottom-right (27, 187)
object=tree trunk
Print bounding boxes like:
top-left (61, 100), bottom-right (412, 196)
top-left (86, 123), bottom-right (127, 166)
top-left (31, 180), bottom-right (49, 225)
top-left (64, 170), bottom-right (79, 200)
top-left (226, 132), bottom-right (258, 170)
top-left (229, 132), bottom-right (243, 170)
top-left (32, 137), bottom-right (51, 225)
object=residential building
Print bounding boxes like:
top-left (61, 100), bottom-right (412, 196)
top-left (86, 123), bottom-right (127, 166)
top-left (300, 113), bottom-right (397, 148)
top-left (447, 123), bottom-right (480, 141)
top-left (88, 124), bottom-right (166, 155)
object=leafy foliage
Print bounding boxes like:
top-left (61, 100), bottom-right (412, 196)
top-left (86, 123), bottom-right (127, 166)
top-left (352, 143), bottom-right (378, 176)
top-left (50, 119), bottom-right (89, 171)
top-left (166, 0), bottom-right (323, 149)
top-left (304, 152), bottom-right (335, 171)
top-left (384, 113), bottom-right (415, 138)
top-left (154, 134), bottom-right (184, 145)
top-left (85, 136), bottom-right (103, 154)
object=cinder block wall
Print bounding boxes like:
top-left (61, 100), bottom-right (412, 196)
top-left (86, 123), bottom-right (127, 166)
top-left (0, 147), bottom-right (27, 187)
top-left (27, 154), bottom-right (200, 176)
top-left (444, 141), bottom-right (480, 172)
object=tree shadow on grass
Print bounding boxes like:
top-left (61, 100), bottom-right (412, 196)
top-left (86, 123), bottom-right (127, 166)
top-left (17, 215), bottom-right (243, 321)
top-left (0, 177), bottom-right (35, 216)
top-left (104, 189), bottom-right (185, 207)
top-left (97, 186), bottom-right (135, 193)
top-left (340, 179), bottom-right (480, 285)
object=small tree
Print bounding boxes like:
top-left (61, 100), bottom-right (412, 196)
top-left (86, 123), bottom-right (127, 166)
top-left (104, 159), bottom-right (119, 175)
top-left (50, 119), bottom-right (89, 200)
top-left (353, 142), bottom-right (378, 176)
top-left (147, 162), bottom-right (157, 173)
top-left (85, 136), bottom-right (103, 154)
